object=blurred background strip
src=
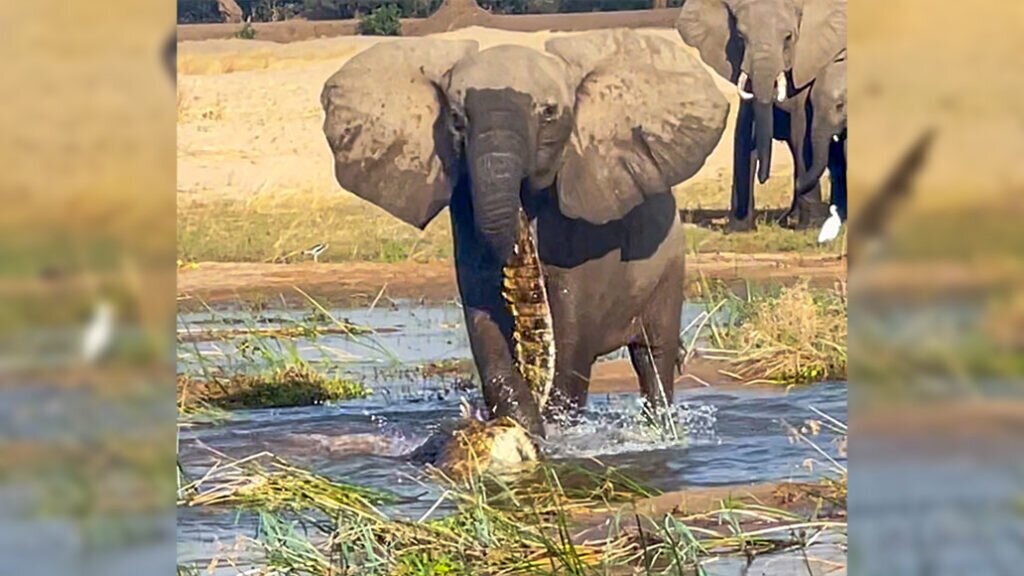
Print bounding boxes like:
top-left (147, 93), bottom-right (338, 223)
top-left (0, 1), bottom-right (177, 575)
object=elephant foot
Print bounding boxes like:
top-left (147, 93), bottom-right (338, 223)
top-left (794, 197), bottom-right (829, 230)
top-left (726, 214), bottom-right (757, 233)
top-left (794, 205), bottom-right (829, 229)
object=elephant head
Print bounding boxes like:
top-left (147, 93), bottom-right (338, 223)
top-left (321, 31), bottom-right (728, 262)
top-left (797, 57), bottom-right (846, 195)
top-left (677, 0), bottom-right (846, 184)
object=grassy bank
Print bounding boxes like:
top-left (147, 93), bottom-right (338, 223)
top-left (685, 279), bottom-right (848, 385)
top-left (177, 180), bottom-right (832, 265)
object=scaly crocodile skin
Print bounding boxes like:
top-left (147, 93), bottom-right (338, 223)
top-left (501, 209), bottom-right (555, 410)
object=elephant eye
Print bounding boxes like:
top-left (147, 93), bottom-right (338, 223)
top-left (540, 104), bottom-right (558, 122)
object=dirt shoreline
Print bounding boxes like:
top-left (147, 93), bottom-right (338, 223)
top-left (177, 252), bottom-right (845, 308)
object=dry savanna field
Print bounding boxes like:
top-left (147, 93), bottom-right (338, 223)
top-left (176, 27), bottom-right (833, 271)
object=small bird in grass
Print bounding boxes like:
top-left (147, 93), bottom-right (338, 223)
top-left (82, 300), bottom-right (115, 364)
top-left (818, 205), bottom-right (842, 244)
top-left (303, 243), bottom-right (329, 263)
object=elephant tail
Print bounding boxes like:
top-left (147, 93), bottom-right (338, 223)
top-left (502, 209), bottom-right (555, 411)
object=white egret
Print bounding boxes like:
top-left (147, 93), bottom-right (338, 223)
top-left (818, 205), bottom-right (842, 243)
top-left (81, 300), bottom-right (114, 363)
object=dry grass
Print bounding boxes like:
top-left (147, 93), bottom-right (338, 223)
top-left (177, 189), bottom-right (453, 264)
top-left (177, 186), bottom-right (831, 264)
top-left (689, 280), bottom-right (848, 385)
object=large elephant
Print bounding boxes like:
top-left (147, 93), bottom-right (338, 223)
top-left (677, 0), bottom-right (846, 230)
top-left (321, 31), bottom-right (728, 436)
top-left (795, 57), bottom-right (846, 220)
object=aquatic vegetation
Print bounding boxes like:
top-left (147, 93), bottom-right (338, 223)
top-left (180, 450), bottom-right (844, 575)
top-left (177, 365), bottom-right (371, 410)
top-left (176, 295), bottom-right (395, 410)
top-left (688, 279), bottom-right (847, 385)
top-left (178, 452), bottom-right (396, 516)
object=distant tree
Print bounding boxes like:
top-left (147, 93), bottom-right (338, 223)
top-left (358, 5), bottom-right (403, 34)
top-left (178, 0), bottom-right (223, 23)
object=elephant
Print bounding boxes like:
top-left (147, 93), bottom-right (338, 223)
top-left (676, 0), bottom-right (846, 230)
top-left (320, 31), bottom-right (728, 436)
top-left (794, 57), bottom-right (846, 220)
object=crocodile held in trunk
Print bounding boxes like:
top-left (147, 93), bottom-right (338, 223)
top-left (501, 209), bottom-right (555, 411)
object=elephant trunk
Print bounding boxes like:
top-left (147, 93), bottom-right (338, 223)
top-left (467, 130), bottom-right (527, 263)
top-left (750, 59), bottom-right (783, 184)
top-left (752, 101), bottom-right (774, 184)
top-left (796, 121), bottom-right (834, 196)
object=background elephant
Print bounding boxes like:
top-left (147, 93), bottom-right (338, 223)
top-left (677, 0), bottom-right (846, 230)
top-left (795, 57), bottom-right (846, 220)
top-left (321, 31), bottom-right (728, 436)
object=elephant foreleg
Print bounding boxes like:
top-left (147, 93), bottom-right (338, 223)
top-left (464, 306), bottom-right (544, 437)
top-left (451, 190), bottom-right (544, 437)
top-left (728, 100), bottom-right (757, 232)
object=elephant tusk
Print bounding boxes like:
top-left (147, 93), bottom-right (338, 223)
top-left (737, 71), bottom-right (754, 101)
top-left (775, 73), bottom-right (788, 102)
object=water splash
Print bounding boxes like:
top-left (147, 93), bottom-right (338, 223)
top-left (542, 394), bottom-right (718, 459)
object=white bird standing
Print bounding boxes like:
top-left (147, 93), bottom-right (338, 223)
top-left (81, 300), bottom-right (115, 363)
top-left (818, 205), bottom-right (843, 244)
top-left (303, 243), bottom-right (329, 263)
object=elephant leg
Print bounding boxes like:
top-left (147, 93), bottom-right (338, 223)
top-left (829, 137), bottom-right (847, 220)
top-left (792, 102), bottom-right (827, 229)
top-left (627, 276), bottom-right (684, 424)
top-left (451, 193), bottom-right (543, 437)
top-left (728, 100), bottom-right (757, 232)
top-left (543, 348), bottom-right (594, 426)
top-left (463, 306), bottom-right (544, 437)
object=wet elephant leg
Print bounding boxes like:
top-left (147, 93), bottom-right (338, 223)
top-left (728, 100), bottom-right (757, 232)
top-left (451, 189), bottom-right (543, 437)
top-left (463, 306), bottom-right (544, 437)
top-left (627, 270), bottom-right (684, 425)
top-left (544, 349), bottom-right (593, 425)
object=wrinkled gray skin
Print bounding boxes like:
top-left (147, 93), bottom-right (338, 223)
top-left (795, 58), bottom-right (846, 219)
top-left (321, 33), bottom-right (728, 436)
top-left (677, 0), bottom-right (846, 230)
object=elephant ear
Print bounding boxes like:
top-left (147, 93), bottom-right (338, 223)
top-left (546, 31), bottom-right (729, 224)
top-left (675, 0), bottom-right (740, 83)
top-left (793, 0), bottom-right (847, 89)
top-left (320, 39), bottom-right (478, 229)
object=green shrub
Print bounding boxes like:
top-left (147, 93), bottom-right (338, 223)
top-left (358, 5), bottom-right (402, 35)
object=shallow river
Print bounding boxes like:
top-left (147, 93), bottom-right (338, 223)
top-left (177, 301), bottom-right (847, 572)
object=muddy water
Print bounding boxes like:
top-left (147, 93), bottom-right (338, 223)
top-left (177, 302), bottom-right (847, 571)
